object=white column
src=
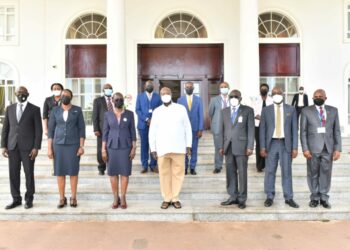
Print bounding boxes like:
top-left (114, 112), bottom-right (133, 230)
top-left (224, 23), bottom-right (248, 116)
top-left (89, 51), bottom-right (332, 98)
top-left (239, 0), bottom-right (259, 104)
top-left (107, 0), bottom-right (127, 93)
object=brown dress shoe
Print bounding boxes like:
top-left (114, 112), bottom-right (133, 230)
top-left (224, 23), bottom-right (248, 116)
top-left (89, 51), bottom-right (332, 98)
top-left (152, 167), bottom-right (159, 173)
top-left (161, 201), bottom-right (171, 209)
top-left (140, 169), bottom-right (148, 174)
top-left (172, 201), bottom-right (182, 209)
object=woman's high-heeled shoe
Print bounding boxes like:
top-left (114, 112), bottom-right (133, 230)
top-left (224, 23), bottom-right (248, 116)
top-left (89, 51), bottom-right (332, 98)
top-left (120, 195), bottom-right (127, 209)
top-left (70, 197), bottom-right (77, 207)
top-left (57, 197), bottom-right (67, 209)
top-left (112, 196), bottom-right (121, 209)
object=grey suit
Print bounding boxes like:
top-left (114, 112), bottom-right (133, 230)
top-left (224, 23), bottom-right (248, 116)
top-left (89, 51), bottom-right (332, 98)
top-left (219, 105), bottom-right (255, 203)
top-left (300, 105), bottom-right (342, 201)
top-left (209, 95), bottom-right (228, 170)
top-left (260, 104), bottom-right (298, 200)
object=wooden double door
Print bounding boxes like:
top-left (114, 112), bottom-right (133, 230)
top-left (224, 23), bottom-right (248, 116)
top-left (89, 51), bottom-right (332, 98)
top-left (137, 44), bottom-right (224, 129)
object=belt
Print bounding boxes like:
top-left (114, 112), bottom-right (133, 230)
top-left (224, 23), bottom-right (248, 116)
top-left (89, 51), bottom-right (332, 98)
top-left (272, 138), bottom-right (285, 141)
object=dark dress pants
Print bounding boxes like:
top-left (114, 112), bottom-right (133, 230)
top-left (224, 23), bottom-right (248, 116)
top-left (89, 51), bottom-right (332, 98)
top-left (255, 126), bottom-right (265, 171)
top-left (8, 147), bottom-right (35, 203)
top-left (97, 135), bottom-right (106, 172)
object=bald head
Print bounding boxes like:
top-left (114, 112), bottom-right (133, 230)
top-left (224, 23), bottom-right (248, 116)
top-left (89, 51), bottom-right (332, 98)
top-left (103, 83), bottom-right (113, 90)
top-left (160, 87), bottom-right (172, 96)
top-left (272, 86), bottom-right (283, 96)
top-left (313, 89), bottom-right (327, 106)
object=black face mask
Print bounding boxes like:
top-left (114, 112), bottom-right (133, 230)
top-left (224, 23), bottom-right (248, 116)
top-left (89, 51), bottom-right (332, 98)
top-left (114, 99), bottom-right (124, 108)
top-left (260, 89), bottom-right (268, 96)
top-left (145, 85), bottom-right (154, 93)
top-left (185, 88), bottom-right (194, 95)
top-left (313, 98), bottom-right (325, 106)
top-left (61, 95), bottom-right (71, 105)
top-left (17, 94), bottom-right (28, 103)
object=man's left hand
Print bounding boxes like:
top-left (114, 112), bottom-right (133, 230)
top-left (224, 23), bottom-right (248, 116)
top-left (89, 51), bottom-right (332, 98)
top-left (333, 151), bottom-right (341, 161)
top-left (292, 149), bottom-right (298, 159)
top-left (246, 149), bottom-right (253, 156)
top-left (197, 131), bottom-right (203, 138)
top-left (29, 149), bottom-right (38, 160)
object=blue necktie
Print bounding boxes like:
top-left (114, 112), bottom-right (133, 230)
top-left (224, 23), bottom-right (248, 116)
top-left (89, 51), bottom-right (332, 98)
top-left (231, 107), bottom-right (237, 124)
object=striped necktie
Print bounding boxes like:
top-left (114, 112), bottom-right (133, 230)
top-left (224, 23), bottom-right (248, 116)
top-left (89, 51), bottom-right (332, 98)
top-left (107, 97), bottom-right (113, 111)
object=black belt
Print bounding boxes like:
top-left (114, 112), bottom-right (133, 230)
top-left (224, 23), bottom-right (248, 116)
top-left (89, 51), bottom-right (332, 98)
top-left (272, 138), bottom-right (285, 141)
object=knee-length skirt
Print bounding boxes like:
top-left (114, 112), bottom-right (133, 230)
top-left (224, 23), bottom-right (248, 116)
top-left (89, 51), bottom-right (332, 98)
top-left (53, 144), bottom-right (80, 176)
top-left (107, 147), bottom-right (132, 176)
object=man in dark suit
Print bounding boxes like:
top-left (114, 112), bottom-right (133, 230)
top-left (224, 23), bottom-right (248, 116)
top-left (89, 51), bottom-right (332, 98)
top-left (219, 90), bottom-right (254, 209)
top-left (291, 86), bottom-right (309, 121)
top-left (92, 83), bottom-right (113, 175)
top-left (300, 89), bottom-right (341, 209)
top-left (1, 86), bottom-right (42, 209)
top-left (135, 80), bottom-right (162, 174)
top-left (260, 86), bottom-right (299, 208)
top-left (177, 81), bottom-right (204, 175)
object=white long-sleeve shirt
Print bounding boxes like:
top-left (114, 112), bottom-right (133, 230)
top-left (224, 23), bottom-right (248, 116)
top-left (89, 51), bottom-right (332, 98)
top-left (252, 95), bottom-right (273, 127)
top-left (149, 103), bottom-right (192, 157)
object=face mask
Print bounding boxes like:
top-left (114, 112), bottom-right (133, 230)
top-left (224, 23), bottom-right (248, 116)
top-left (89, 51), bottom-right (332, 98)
top-left (52, 90), bottom-right (61, 97)
top-left (313, 98), bottom-right (325, 106)
top-left (272, 94), bottom-right (283, 104)
top-left (161, 94), bottom-right (172, 104)
top-left (114, 99), bottom-right (124, 108)
top-left (145, 85), bottom-right (154, 93)
top-left (17, 94), bottom-right (28, 103)
top-left (61, 95), bottom-right (71, 105)
top-left (220, 88), bottom-right (229, 95)
top-left (185, 88), bottom-right (194, 95)
top-left (230, 98), bottom-right (240, 107)
top-left (104, 88), bottom-right (113, 97)
top-left (260, 89), bottom-right (268, 96)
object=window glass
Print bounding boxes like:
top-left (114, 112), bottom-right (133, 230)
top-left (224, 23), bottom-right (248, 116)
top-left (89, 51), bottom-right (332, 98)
top-left (66, 13), bottom-right (107, 39)
top-left (259, 12), bottom-right (298, 38)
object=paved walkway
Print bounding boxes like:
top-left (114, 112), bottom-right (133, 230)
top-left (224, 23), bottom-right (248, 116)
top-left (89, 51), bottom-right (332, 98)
top-left (0, 221), bottom-right (349, 250)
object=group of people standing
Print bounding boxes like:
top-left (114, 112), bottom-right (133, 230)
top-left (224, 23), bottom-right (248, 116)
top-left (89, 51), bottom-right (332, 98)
top-left (0, 80), bottom-right (342, 211)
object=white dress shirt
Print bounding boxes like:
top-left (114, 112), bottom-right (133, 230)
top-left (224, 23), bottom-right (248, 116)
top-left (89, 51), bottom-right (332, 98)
top-left (149, 103), bottom-right (192, 157)
top-left (252, 95), bottom-right (273, 127)
top-left (298, 94), bottom-right (304, 107)
top-left (273, 103), bottom-right (285, 138)
top-left (63, 110), bottom-right (69, 122)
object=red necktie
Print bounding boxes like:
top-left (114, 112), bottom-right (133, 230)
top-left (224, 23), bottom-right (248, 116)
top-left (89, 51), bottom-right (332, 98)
top-left (107, 97), bottom-right (113, 111)
top-left (319, 107), bottom-right (326, 127)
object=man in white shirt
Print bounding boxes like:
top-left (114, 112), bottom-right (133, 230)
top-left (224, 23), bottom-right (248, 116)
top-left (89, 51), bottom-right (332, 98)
top-left (149, 87), bottom-right (192, 209)
top-left (291, 86), bottom-right (309, 122)
top-left (252, 83), bottom-right (273, 172)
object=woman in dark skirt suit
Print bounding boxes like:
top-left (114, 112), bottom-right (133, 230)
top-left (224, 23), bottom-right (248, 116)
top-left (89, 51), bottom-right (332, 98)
top-left (47, 89), bottom-right (86, 208)
top-left (43, 83), bottom-right (63, 136)
top-left (102, 92), bottom-right (136, 209)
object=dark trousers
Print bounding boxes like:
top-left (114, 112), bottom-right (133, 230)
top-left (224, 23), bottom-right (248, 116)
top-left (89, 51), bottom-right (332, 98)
top-left (296, 107), bottom-right (304, 124)
top-left (97, 136), bottom-right (106, 172)
top-left (264, 139), bottom-right (293, 200)
top-left (255, 126), bottom-right (265, 171)
top-left (139, 128), bottom-right (157, 169)
top-left (225, 145), bottom-right (248, 203)
top-left (307, 146), bottom-right (333, 202)
top-left (8, 147), bottom-right (35, 203)
top-left (185, 130), bottom-right (199, 170)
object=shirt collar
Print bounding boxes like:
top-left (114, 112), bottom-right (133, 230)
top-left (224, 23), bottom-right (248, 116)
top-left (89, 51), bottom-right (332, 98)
top-left (18, 101), bottom-right (28, 107)
top-left (231, 104), bottom-right (240, 111)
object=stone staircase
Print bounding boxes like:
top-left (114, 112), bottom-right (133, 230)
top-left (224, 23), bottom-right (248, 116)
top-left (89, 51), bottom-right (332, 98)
top-left (0, 131), bottom-right (349, 221)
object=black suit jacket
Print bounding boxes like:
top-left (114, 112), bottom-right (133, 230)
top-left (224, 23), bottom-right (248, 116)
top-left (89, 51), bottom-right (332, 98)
top-left (92, 96), bottom-right (108, 133)
top-left (291, 93), bottom-right (309, 108)
top-left (1, 102), bottom-right (43, 151)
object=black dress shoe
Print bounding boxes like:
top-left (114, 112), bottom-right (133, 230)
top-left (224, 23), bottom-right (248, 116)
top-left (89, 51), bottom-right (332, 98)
top-left (185, 169), bottom-right (188, 175)
top-left (25, 202), bottom-right (33, 209)
top-left (264, 198), bottom-right (273, 207)
top-left (285, 199), bottom-right (299, 208)
top-left (98, 170), bottom-right (105, 176)
top-left (5, 201), bottom-right (22, 210)
top-left (221, 199), bottom-right (238, 206)
top-left (320, 200), bottom-right (331, 209)
top-left (57, 197), bottom-right (67, 209)
top-left (140, 169), bottom-right (148, 174)
top-left (309, 200), bottom-right (319, 208)
top-left (238, 202), bottom-right (246, 209)
top-left (213, 169), bottom-right (221, 174)
top-left (190, 169), bottom-right (197, 175)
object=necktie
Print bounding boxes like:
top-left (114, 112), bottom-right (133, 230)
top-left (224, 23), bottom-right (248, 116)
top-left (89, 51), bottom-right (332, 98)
top-left (107, 97), bottom-right (113, 111)
top-left (223, 97), bottom-right (227, 109)
top-left (276, 105), bottom-right (281, 138)
top-left (188, 96), bottom-right (192, 111)
top-left (17, 104), bottom-right (23, 122)
top-left (263, 99), bottom-right (266, 107)
top-left (319, 107), bottom-right (326, 127)
top-left (231, 107), bottom-right (237, 124)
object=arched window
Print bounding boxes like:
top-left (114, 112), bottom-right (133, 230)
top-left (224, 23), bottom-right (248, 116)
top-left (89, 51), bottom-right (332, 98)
top-left (66, 13), bottom-right (107, 39)
top-left (0, 62), bottom-right (16, 123)
top-left (258, 12), bottom-right (298, 38)
top-left (155, 12), bottom-right (207, 38)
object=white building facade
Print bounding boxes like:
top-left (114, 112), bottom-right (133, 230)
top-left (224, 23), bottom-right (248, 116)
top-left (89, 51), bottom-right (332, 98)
top-left (0, 0), bottom-right (350, 133)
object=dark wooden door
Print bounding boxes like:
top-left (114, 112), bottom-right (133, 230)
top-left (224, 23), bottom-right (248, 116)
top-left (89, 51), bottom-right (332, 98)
top-left (138, 44), bottom-right (224, 129)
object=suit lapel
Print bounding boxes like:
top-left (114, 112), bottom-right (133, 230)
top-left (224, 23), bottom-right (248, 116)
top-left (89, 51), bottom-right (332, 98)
top-left (101, 97), bottom-right (108, 111)
top-left (283, 104), bottom-right (287, 131)
top-left (18, 103), bottom-right (30, 124)
top-left (232, 106), bottom-right (242, 127)
top-left (312, 105), bottom-right (321, 125)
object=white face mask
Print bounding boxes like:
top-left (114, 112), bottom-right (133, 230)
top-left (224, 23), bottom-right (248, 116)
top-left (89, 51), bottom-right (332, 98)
top-left (299, 90), bottom-right (304, 94)
top-left (272, 94), bottom-right (283, 104)
top-left (161, 94), bottom-right (172, 103)
top-left (220, 88), bottom-right (229, 95)
top-left (230, 98), bottom-right (240, 107)
top-left (52, 90), bottom-right (61, 97)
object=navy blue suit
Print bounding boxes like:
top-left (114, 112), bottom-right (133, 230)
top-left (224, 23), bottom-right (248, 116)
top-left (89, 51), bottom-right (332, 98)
top-left (135, 92), bottom-right (162, 170)
top-left (177, 95), bottom-right (204, 170)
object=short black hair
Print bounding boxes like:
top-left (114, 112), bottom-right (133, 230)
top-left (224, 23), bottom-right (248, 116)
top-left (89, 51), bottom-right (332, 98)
top-left (63, 88), bottom-right (73, 99)
top-left (50, 83), bottom-right (64, 90)
top-left (260, 83), bottom-right (269, 90)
